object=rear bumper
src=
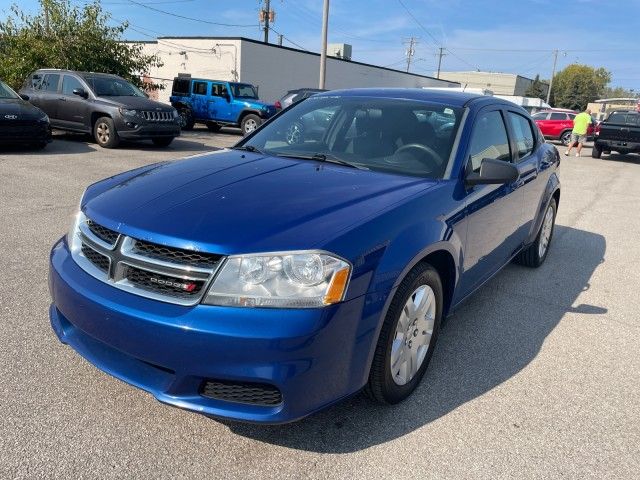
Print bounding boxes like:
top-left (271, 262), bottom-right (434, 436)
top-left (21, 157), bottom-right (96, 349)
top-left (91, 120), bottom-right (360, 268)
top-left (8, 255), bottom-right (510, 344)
top-left (594, 138), bottom-right (640, 151)
top-left (48, 238), bottom-right (377, 423)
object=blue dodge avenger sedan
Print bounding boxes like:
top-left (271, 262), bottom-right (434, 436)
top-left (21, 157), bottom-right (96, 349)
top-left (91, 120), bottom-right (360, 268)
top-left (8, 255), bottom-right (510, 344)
top-left (49, 89), bottom-right (560, 423)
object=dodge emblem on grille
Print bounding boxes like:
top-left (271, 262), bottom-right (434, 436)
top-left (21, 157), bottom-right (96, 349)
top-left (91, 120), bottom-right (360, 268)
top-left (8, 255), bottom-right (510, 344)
top-left (150, 277), bottom-right (197, 292)
top-left (4, 114), bottom-right (18, 120)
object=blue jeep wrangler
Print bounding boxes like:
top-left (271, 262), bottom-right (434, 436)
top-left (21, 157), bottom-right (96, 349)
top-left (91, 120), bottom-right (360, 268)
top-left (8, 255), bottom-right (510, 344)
top-left (170, 76), bottom-right (277, 135)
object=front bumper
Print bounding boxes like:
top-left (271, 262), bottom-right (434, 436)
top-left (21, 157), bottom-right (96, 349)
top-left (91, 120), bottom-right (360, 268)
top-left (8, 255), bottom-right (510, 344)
top-left (114, 117), bottom-right (180, 140)
top-left (0, 122), bottom-right (51, 144)
top-left (595, 138), bottom-right (640, 152)
top-left (49, 238), bottom-right (377, 423)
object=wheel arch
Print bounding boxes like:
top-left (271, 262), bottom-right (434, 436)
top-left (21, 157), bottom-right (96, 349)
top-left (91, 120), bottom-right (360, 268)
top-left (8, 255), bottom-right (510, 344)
top-left (91, 112), bottom-right (113, 131)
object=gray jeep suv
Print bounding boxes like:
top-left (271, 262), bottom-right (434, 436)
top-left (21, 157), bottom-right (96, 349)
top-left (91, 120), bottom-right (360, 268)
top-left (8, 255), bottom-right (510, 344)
top-left (20, 69), bottom-right (180, 148)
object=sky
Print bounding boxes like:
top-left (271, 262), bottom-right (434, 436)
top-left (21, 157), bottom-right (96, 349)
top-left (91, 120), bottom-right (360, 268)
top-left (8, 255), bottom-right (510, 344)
top-left (4, 0), bottom-right (640, 90)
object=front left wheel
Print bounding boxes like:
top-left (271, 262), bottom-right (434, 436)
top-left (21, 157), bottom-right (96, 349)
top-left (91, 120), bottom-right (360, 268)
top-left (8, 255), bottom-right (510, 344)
top-left (94, 116), bottom-right (120, 148)
top-left (365, 263), bottom-right (443, 404)
top-left (241, 114), bottom-right (261, 136)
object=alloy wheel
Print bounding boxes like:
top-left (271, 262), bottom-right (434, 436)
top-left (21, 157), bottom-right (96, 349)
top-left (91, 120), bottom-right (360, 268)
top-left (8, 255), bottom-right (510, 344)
top-left (390, 285), bottom-right (436, 386)
top-left (96, 122), bottom-right (110, 144)
top-left (538, 205), bottom-right (554, 258)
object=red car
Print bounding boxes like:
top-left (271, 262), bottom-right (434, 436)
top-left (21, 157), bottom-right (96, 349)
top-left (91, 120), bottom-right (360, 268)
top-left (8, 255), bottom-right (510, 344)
top-left (532, 110), bottom-right (595, 145)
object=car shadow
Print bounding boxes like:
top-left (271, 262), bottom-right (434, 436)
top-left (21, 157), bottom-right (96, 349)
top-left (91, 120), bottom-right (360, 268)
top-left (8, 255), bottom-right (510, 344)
top-left (226, 225), bottom-right (606, 453)
top-left (599, 152), bottom-right (640, 165)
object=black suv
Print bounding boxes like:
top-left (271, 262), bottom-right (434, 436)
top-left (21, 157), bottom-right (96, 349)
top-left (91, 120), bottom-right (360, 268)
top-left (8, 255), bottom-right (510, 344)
top-left (20, 69), bottom-right (180, 148)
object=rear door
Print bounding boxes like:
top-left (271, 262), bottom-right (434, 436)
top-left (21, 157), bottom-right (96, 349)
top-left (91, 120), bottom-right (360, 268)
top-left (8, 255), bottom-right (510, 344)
top-left (29, 73), bottom-right (61, 120)
top-left (458, 107), bottom-right (526, 296)
top-left (532, 112), bottom-right (551, 136)
top-left (548, 112), bottom-right (572, 137)
top-left (190, 80), bottom-right (210, 120)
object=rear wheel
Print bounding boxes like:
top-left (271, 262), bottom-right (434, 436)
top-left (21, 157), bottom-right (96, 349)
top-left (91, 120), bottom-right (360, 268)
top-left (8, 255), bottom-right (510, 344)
top-left (241, 114), bottom-right (261, 136)
top-left (178, 109), bottom-right (195, 130)
top-left (560, 130), bottom-right (572, 146)
top-left (514, 198), bottom-right (557, 268)
top-left (592, 144), bottom-right (602, 158)
top-left (94, 116), bottom-right (120, 148)
top-left (365, 263), bottom-right (443, 404)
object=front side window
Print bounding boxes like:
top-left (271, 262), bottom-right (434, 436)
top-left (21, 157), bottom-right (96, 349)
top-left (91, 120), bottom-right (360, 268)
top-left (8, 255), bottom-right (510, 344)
top-left (549, 112), bottom-right (567, 120)
top-left (62, 75), bottom-right (84, 96)
top-left (230, 83), bottom-right (258, 99)
top-left (507, 112), bottom-right (535, 159)
top-left (241, 96), bottom-right (464, 179)
top-left (468, 110), bottom-right (511, 172)
top-left (83, 75), bottom-right (144, 97)
top-left (531, 112), bottom-right (548, 120)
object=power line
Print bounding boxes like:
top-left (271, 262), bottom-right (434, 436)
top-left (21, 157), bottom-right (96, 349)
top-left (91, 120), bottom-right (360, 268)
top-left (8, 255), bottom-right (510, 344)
top-left (124, 0), bottom-right (258, 28)
top-left (268, 26), bottom-right (309, 51)
top-left (396, 0), bottom-right (440, 47)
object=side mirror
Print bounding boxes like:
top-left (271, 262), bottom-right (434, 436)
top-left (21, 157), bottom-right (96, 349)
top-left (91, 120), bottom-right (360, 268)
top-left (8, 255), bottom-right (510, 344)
top-left (465, 158), bottom-right (519, 186)
top-left (19, 93), bottom-right (30, 101)
top-left (72, 88), bottom-right (89, 99)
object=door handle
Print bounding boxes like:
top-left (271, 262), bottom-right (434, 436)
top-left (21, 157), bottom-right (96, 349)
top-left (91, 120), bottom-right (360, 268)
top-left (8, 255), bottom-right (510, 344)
top-left (58, 97), bottom-right (67, 101)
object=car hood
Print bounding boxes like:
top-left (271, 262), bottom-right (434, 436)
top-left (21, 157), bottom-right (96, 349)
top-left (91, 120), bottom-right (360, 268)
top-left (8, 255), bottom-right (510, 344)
top-left (0, 98), bottom-right (45, 119)
top-left (94, 96), bottom-right (174, 111)
top-left (83, 150), bottom-right (436, 254)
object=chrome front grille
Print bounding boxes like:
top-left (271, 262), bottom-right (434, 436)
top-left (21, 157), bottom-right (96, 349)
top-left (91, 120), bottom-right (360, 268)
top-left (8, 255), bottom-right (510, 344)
top-left (141, 110), bottom-right (173, 122)
top-left (72, 215), bottom-right (222, 306)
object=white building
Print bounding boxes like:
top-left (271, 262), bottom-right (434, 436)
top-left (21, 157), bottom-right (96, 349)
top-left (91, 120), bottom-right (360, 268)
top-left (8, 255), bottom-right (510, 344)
top-left (133, 36), bottom-right (459, 104)
top-left (436, 71), bottom-right (548, 97)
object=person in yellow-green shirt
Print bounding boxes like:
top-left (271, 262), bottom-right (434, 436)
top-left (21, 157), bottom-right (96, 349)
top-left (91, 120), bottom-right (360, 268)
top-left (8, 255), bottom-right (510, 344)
top-left (565, 108), bottom-right (592, 157)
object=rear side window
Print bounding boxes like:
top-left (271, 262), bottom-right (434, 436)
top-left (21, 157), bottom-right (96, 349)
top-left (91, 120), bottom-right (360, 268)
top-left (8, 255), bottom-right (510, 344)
top-left (172, 78), bottom-right (191, 95)
top-left (531, 112), bottom-right (548, 120)
top-left (32, 73), bottom-right (60, 92)
top-left (468, 111), bottom-right (511, 172)
top-left (549, 112), bottom-right (567, 120)
top-left (507, 112), bottom-right (535, 159)
top-left (62, 75), bottom-right (84, 95)
top-left (193, 81), bottom-right (208, 95)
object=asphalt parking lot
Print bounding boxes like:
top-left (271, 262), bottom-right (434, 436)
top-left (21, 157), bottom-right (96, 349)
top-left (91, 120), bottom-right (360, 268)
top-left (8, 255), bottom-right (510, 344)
top-left (1, 132), bottom-right (639, 479)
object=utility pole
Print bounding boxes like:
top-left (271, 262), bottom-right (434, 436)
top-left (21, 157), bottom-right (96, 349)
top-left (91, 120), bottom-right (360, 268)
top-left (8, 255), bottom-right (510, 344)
top-left (404, 37), bottom-right (417, 72)
top-left (319, 0), bottom-right (329, 89)
top-left (277, 34), bottom-right (283, 46)
top-left (546, 49), bottom-right (558, 105)
top-left (44, 1), bottom-right (50, 35)
top-left (436, 47), bottom-right (446, 79)
top-left (261, 0), bottom-right (271, 44)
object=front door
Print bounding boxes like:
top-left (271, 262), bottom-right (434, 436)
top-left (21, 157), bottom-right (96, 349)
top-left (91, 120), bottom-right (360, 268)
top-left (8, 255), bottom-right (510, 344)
top-left (29, 72), bottom-right (61, 121)
top-left (458, 108), bottom-right (526, 297)
top-left (208, 82), bottom-right (231, 122)
top-left (57, 74), bottom-right (91, 132)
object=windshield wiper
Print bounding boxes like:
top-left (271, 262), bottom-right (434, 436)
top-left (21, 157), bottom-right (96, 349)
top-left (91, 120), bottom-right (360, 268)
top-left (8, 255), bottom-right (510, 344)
top-left (232, 144), bottom-right (265, 155)
top-left (281, 152), bottom-right (367, 170)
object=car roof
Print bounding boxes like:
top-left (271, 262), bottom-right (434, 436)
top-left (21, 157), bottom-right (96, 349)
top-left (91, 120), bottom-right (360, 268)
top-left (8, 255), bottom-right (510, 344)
top-left (34, 69), bottom-right (120, 78)
top-left (313, 88), bottom-right (507, 108)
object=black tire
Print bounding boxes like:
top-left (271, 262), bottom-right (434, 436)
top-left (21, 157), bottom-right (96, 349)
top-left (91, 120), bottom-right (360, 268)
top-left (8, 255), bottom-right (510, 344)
top-left (592, 144), bottom-right (602, 158)
top-left (152, 137), bottom-right (174, 147)
top-left (93, 116), bottom-right (120, 148)
top-left (560, 130), bottom-right (572, 146)
top-left (241, 114), bottom-right (261, 136)
top-left (206, 121), bottom-right (221, 132)
top-left (179, 109), bottom-right (195, 130)
top-left (514, 198), bottom-right (557, 268)
top-left (365, 263), bottom-right (443, 404)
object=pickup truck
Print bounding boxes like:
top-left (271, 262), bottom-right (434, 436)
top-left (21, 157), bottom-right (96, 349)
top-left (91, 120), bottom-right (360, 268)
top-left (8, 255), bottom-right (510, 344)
top-left (169, 76), bottom-right (277, 135)
top-left (592, 110), bottom-right (640, 158)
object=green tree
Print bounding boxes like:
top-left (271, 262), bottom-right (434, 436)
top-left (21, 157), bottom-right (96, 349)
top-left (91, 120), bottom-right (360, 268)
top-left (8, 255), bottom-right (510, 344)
top-left (524, 74), bottom-right (548, 100)
top-left (601, 86), bottom-right (637, 99)
top-left (549, 64), bottom-right (611, 110)
top-left (0, 0), bottom-right (162, 91)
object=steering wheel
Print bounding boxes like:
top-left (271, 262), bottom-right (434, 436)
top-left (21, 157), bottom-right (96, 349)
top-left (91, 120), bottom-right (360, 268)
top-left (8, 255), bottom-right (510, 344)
top-left (393, 143), bottom-right (444, 171)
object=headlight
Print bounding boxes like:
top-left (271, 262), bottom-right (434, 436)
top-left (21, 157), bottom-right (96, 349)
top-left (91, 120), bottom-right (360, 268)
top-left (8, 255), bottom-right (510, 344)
top-left (67, 210), bottom-right (86, 254)
top-left (202, 251), bottom-right (351, 308)
top-left (38, 113), bottom-right (49, 123)
top-left (172, 108), bottom-right (179, 119)
top-left (119, 107), bottom-right (138, 117)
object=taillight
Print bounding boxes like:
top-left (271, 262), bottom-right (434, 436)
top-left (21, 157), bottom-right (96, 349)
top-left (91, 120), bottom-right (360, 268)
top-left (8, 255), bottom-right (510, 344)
top-left (274, 101), bottom-right (282, 109)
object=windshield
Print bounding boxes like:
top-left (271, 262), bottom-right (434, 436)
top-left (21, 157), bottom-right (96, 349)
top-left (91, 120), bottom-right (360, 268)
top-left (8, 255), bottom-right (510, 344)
top-left (82, 75), bottom-right (145, 97)
top-left (240, 96), bottom-right (464, 178)
top-left (230, 83), bottom-right (258, 99)
top-left (0, 81), bottom-right (19, 100)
